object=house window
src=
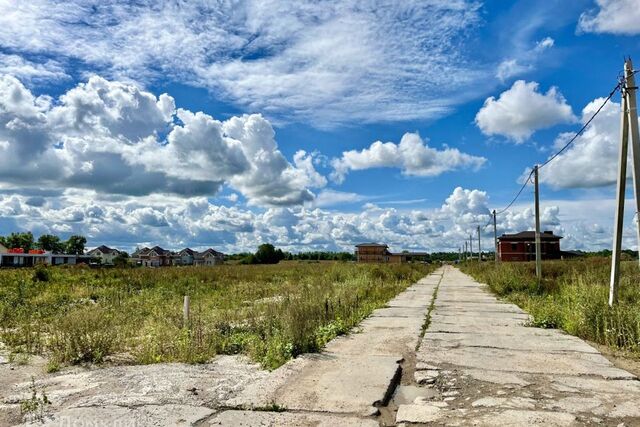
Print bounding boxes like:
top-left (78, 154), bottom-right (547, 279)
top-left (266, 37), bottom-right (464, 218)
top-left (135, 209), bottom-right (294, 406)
top-left (511, 243), bottom-right (517, 251)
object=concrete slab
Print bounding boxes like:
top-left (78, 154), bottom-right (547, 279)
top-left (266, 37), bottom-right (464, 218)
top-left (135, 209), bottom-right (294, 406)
top-left (410, 265), bottom-right (640, 425)
top-left (207, 410), bottom-right (378, 426)
top-left (274, 353), bottom-right (401, 416)
top-left (422, 345), bottom-right (634, 378)
top-left (370, 306), bottom-right (426, 318)
top-left (476, 409), bottom-right (577, 426)
top-left (25, 404), bottom-right (215, 427)
top-left (396, 403), bottom-right (444, 423)
top-left (422, 332), bottom-right (600, 354)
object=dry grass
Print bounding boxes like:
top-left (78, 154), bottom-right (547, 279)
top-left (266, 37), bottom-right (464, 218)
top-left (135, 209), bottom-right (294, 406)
top-left (0, 262), bottom-right (433, 369)
top-left (460, 258), bottom-right (640, 356)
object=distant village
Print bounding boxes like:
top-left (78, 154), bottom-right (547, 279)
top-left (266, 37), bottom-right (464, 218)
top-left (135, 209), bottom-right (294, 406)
top-left (0, 228), bottom-right (623, 269)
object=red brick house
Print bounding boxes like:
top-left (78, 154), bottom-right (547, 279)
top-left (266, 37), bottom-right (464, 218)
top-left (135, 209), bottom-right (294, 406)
top-left (497, 231), bottom-right (562, 262)
top-left (354, 243), bottom-right (428, 263)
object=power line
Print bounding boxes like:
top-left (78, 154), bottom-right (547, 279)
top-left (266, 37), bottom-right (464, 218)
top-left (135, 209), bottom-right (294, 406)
top-left (487, 77), bottom-right (624, 219)
top-left (538, 81), bottom-right (622, 170)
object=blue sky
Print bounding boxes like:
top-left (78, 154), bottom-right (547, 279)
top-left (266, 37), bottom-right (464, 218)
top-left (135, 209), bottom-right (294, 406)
top-left (0, 0), bottom-right (639, 253)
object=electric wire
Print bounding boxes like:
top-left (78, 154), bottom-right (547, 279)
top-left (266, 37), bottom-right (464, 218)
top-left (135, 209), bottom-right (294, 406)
top-left (485, 77), bottom-right (625, 222)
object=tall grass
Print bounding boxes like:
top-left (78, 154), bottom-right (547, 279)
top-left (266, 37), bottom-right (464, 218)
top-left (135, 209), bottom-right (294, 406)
top-left (460, 258), bottom-right (640, 356)
top-left (0, 262), bottom-right (433, 370)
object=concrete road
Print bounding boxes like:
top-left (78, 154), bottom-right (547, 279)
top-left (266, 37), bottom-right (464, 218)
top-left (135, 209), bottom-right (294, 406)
top-left (398, 265), bottom-right (640, 426)
top-left (5, 266), bottom-right (639, 426)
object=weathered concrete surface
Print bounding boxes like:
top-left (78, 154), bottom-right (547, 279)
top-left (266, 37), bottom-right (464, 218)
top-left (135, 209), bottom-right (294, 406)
top-left (236, 272), bottom-right (441, 416)
top-left (397, 265), bottom-right (640, 426)
top-left (207, 410), bottom-right (378, 426)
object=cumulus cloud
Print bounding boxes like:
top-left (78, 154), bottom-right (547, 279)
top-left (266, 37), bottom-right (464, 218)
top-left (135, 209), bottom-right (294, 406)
top-left (0, 0), bottom-right (487, 126)
top-left (1, 187), bottom-right (636, 253)
top-left (330, 133), bottom-right (486, 183)
top-left (475, 80), bottom-right (576, 142)
top-left (535, 97), bottom-right (639, 188)
top-left (0, 74), bottom-right (325, 206)
top-left (579, 0), bottom-right (640, 35)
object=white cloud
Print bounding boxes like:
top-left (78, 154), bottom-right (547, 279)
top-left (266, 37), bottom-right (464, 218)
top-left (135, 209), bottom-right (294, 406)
top-left (0, 74), bottom-right (325, 206)
top-left (536, 97), bottom-right (638, 188)
top-left (475, 80), bottom-right (577, 142)
top-left (0, 53), bottom-right (69, 83)
top-left (579, 0), bottom-right (640, 35)
top-left (330, 132), bottom-right (486, 183)
top-left (311, 189), bottom-right (367, 208)
top-left (496, 60), bottom-right (532, 82)
top-left (1, 187), bottom-right (636, 253)
top-left (496, 36), bottom-right (555, 82)
top-left (0, 0), bottom-right (487, 127)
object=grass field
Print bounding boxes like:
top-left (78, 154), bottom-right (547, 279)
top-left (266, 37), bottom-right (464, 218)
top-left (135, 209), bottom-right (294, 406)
top-left (0, 262), bottom-right (433, 370)
top-left (460, 258), bottom-right (640, 357)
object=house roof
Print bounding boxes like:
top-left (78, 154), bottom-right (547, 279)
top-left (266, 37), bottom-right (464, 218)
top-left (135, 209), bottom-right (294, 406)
top-left (88, 245), bottom-right (118, 255)
top-left (355, 243), bottom-right (388, 247)
top-left (197, 248), bottom-right (224, 257)
top-left (178, 248), bottom-right (196, 256)
top-left (149, 246), bottom-right (171, 255)
top-left (499, 231), bottom-right (562, 241)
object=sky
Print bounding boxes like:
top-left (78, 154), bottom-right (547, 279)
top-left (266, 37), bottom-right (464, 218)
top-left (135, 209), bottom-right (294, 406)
top-left (0, 0), bottom-right (640, 254)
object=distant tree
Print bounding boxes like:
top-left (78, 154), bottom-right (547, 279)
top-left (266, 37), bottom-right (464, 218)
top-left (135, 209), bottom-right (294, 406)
top-left (113, 251), bottom-right (130, 267)
top-left (2, 232), bottom-right (34, 251)
top-left (36, 234), bottom-right (65, 253)
top-left (253, 243), bottom-right (285, 264)
top-left (65, 235), bottom-right (87, 255)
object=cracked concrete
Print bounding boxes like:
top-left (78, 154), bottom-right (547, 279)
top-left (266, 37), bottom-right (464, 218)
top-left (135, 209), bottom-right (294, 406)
top-left (395, 265), bottom-right (640, 426)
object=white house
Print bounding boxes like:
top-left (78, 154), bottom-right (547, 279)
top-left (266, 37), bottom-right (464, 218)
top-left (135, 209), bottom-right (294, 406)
top-left (87, 245), bottom-right (121, 265)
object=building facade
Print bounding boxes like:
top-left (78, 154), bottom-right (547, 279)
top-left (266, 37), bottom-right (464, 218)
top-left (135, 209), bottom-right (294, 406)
top-left (87, 245), bottom-right (121, 265)
top-left (355, 243), bottom-right (427, 263)
top-left (497, 231), bottom-right (562, 262)
top-left (0, 245), bottom-right (90, 267)
top-left (133, 246), bottom-right (225, 267)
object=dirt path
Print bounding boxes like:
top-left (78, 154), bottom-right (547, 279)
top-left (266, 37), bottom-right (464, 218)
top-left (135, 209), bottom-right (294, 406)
top-left (395, 265), bottom-right (640, 426)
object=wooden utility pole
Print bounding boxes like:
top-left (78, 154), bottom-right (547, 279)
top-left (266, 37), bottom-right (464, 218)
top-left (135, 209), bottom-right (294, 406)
top-left (464, 241), bottom-right (468, 261)
top-left (477, 225), bottom-right (482, 262)
top-left (534, 165), bottom-right (542, 281)
top-left (493, 210), bottom-right (499, 263)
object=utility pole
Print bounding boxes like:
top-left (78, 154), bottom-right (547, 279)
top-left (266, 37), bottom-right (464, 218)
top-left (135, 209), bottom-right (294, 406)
top-left (534, 165), bottom-right (542, 282)
top-left (477, 225), bottom-right (482, 262)
top-left (625, 58), bottom-right (640, 268)
top-left (470, 234), bottom-right (474, 261)
top-left (610, 58), bottom-right (640, 306)
top-left (493, 210), bottom-right (499, 263)
top-left (464, 241), bottom-right (468, 261)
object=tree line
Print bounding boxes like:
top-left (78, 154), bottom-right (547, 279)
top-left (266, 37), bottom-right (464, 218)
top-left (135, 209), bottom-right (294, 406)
top-left (0, 232), bottom-right (87, 255)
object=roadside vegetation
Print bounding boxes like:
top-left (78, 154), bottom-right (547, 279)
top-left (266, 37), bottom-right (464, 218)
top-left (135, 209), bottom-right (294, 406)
top-left (0, 262), bottom-right (432, 370)
top-left (460, 258), bottom-right (640, 357)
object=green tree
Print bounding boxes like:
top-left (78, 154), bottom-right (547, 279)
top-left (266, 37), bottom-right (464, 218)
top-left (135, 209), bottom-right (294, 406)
top-left (253, 243), bottom-right (285, 264)
top-left (65, 235), bottom-right (87, 255)
top-left (36, 234), bottom-right (65, 253)
top-left (2, 232), bottom-right (34, 251)
top-left (112, 252), bottom-right (130, 267)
